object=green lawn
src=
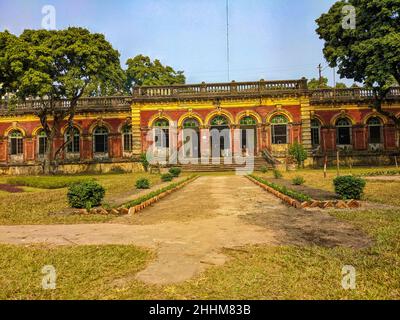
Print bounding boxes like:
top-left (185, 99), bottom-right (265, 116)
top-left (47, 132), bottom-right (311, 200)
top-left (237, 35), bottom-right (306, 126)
top-left (0, 173), bottom-right (163, 225)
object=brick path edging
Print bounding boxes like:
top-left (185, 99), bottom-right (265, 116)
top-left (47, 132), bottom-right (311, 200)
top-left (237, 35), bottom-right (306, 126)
top-left (246, 176), bottom-right (361, 210)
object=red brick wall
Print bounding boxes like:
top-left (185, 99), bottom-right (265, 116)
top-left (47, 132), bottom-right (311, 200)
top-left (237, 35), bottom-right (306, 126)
top-left (0, 116), bottom-right (130, 164)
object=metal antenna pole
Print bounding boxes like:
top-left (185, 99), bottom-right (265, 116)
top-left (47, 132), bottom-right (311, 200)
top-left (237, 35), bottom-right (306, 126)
top-left (226, 0), bottom-right (230, 81)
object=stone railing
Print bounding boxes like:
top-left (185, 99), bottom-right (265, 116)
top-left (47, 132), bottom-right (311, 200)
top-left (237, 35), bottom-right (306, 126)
top-left (0, 96), bottom-right (132, 114)
top-left (310, 87), bottom-right (400, 103)
top-left (132, 79), bottom-right (308, 99)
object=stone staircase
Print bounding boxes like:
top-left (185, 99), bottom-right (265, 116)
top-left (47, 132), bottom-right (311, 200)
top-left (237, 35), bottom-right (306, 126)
top-left (172, 156), bottom-right (273, 172)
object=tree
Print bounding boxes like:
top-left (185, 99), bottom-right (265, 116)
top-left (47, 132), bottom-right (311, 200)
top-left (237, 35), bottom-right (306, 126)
top-left (335, 82), bottom-right (347, 89)
top-left (125, 54), bottom-right (185, 89)
top-left (0, 28), bottom-right (125, 173)
top-left (308, 77), bottom-right (330, 89)
top-left (316, 0), bottom-right (400, 146)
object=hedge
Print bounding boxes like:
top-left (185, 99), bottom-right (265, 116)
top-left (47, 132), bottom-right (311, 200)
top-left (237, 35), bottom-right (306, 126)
top-left (124, 175), bottom-right (197, 209)
top-left (7, 176), bottom-right (96, 189)
top-left (249, 175), bottom-right (312, 202)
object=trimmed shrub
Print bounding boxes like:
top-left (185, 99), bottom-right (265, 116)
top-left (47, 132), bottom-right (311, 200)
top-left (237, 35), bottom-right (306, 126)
top-left (161, 173), bottom-right (174, 182)
top-left (333, 175), bottom-right (366, 200)
top-left (67, 181), bottom-right (105, 210)
top-left (292, 176), bottom-right (305, 186)
top-left (7, 176), bottom-right (95, 189)
top-left (260, 166), bottom-right (268, 173)
top-left (169, 167), bottom-right (182, 177)
top-left (273, 169), bottom-right (283, 179)
top-left (135, 178), bottom-right (150, 189)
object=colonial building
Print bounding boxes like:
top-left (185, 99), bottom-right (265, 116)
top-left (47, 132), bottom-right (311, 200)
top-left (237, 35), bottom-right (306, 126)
top-left (0, 79), bottom-right (399, 174)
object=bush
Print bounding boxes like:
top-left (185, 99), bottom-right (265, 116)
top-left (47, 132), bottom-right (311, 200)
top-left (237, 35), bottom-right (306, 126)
top-left (169, 167), bottom-right (182, 177)
top-left (292, 176), bottom-right (305, 185)
top-left (333, 175), bottom-right (366, 200)
top-left (273, 169), bottom-right (283, 179)
top-left (135, 178), bottom-right (150, 189)
top-left (260, 166), bottom-right (268, 173)
top-left (7, 176), bottom-right (95, 189)
top-left (67, 181), bottom-right (105, 210)
top-left (161, 173), bottom-right (174, 182)
top-left (288, 141), bottom-right (308, 167)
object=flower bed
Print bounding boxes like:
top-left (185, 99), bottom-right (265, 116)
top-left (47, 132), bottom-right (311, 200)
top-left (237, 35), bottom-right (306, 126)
top-left (357, 169), bottom-right (400, 177)
top-left (0, 184), bottom-right (24, 193)
top-left (124, 175), bottom-right (198, 214)
top-left (248, 175), bottom-right (312, 203)
top-left (247, 175), bottom-right (361, 210)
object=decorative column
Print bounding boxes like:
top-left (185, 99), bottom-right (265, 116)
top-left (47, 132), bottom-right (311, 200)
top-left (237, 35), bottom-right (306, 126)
top-left (300, 98), bottom-right (313, 155)
top-left (200, 125), bottom-right (210, 162)
top-left (231, 125), bottom-right (241, 157)
top-left (131, 103), bottom-right (142, 157)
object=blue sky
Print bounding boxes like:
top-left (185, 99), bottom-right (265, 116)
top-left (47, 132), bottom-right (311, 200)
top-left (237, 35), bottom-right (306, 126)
top-left (0, 0), bottom-right (347, 85)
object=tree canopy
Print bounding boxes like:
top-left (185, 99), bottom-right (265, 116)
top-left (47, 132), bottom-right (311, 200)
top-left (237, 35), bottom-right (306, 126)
top-left (308, 76), bottom-right (348, 89)
top-left (0, 27), bottom-right (126, 172)
top-left (125, 54), bottom-right (186, 88)
top-left (316, 0), bottom-right (400, 136)
top-left (316, 0), bottom-right (400, 94)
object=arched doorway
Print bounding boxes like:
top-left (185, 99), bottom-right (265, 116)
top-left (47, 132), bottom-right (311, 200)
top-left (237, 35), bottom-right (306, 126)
top-left (182, 118), bottom-right (200, 158)
top-left (153, 118), bottom-right (170, 149)
top-left (210, 115), bottom-right (231, 157)
top-left (239, 116), bottom-right (257, 155)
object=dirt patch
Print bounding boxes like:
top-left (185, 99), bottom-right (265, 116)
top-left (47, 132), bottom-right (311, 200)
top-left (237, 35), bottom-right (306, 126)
top-left (0, 175), bottom-right (371, 285)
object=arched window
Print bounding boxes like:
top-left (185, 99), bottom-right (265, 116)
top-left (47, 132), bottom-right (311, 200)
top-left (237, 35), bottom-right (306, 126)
top-left (37, 130), bottom-right (48, 156)
top-left (65, 127), bottom-right (80, 153)
top-left (93, 127), bottom-right (109, 153)
top-left (153, 118), bottom-right (169, 148)
top-left (9, 130), bottom-right (23, 155)
top-left (367, 117), bottom-right (383, 144)
top-left (336, 118), bottom-right (352, 145)
top-left (183, 118), bottom-right (199, 129)
top-left (240, 116), bottom-right (257, 126)
top-left (210, 115), bottom-right (229, 127)
top-left (311, 119), bottom-right (321, 146)
top-left (122, 125), bottom-right (132, 152)
top-left (271, 115), bottom-right (288, 145)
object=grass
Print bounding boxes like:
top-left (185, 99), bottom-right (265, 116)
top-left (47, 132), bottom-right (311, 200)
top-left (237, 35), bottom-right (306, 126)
top-left (1, 207), bottom-right (400, 299)
top-left (1, 167), bottom-right (400, 299)
top-left (0, 244), bottom-right (154, 300)
top-left (0, 173), bottom-right (162, 225)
